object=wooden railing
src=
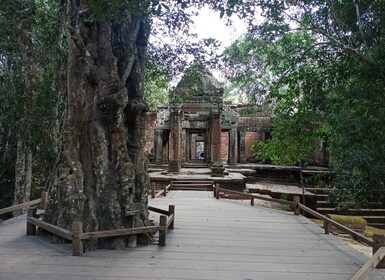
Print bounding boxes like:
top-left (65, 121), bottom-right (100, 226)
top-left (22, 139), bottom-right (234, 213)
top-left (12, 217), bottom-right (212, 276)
top-left (214, 187), bottom-right (385, 279)
top-left (150, 183), bottom-right (171, 198)
top-left (0, 192), bottom-right (48, 222)
top-left (214, 184), bottom-right (294, 207)
top-left (351, 247), bottom-right (385, 280)
top-left (27, 204), bottom-right (175, 256)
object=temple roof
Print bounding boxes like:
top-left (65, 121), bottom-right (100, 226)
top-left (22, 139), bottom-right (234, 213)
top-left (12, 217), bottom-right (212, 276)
top-left (171, 63), bottom-right (223, 107)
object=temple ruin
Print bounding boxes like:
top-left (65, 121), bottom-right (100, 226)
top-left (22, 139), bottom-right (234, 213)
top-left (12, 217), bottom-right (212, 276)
top-left (144, 64), bottom-right (274, 176)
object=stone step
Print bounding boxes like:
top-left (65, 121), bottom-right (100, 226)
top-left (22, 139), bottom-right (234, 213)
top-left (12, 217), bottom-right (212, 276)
top-left (170, 180), bottom-right (214, 191)
top-left (171, 186), bottom-right (213, 191)
top-left (172, 180), bottom-right (213, 184)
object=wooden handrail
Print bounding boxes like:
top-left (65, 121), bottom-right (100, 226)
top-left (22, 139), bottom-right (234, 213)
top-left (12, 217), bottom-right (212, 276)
top-left (166, 213), bottom-right (175, 229)
top-left (218, 188), bottom-right (294, 206)
top-left (27, 216), bottom-right (73, 240)
top-left (26, 204), bottom-right (175, 256)
top-left (297, 202), bottom-right (373, 246)
top-left (153, 184), bottom-right (171, 198)
top-left (80, 226), bottom-right (160, 239)
top-left (148, 206), bottom-right (169, 215)
top-left (351, 247), bottom-right (385, 280)
top-left (0, 192), bottom-right (48, 216)
top-left (0, 198), bottom-right (41, 215)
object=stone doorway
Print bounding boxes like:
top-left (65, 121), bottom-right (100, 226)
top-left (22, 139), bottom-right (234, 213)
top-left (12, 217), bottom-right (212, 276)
top-left (189, 132), bottom-right (205, 161)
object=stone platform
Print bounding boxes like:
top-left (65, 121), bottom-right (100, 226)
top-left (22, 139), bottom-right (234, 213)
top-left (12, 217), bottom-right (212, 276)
top-left (149, 167), bottom-right (247, 190)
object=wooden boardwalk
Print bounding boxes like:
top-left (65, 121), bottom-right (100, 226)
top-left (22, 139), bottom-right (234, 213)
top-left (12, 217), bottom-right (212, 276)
top-left (1, 191), bottom-right (385, 280)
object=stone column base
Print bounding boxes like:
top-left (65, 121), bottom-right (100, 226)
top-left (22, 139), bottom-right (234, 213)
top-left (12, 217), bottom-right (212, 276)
top-left (228, 159), bottom-right (237, 166)
top-left (211, 162), bottom-right (225, 177)
top-left (168, 160), bottom-right (181, 173)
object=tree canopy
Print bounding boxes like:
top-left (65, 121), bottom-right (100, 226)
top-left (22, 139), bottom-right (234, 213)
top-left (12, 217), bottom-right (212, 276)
top-left (222, 0), bottom-right (385, 208)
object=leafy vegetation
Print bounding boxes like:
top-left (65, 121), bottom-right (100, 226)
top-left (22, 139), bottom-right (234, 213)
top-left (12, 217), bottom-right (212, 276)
top-left (222, 1), bottom-right (385, 208)
top-left (0, 0), bottom-right (67, 208)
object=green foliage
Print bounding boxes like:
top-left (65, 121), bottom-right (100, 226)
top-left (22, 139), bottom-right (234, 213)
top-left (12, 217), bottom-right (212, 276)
top-left (238, 106), bottom-right (259, 117)
top-left (326, 59), bottom-right (385, 209)
top-left (253, 86), bottom-right (327, 166)
top-left (223, 1), bottom-right (385, 208)
top-left (0, 0), bottom-right (67, 206)
top-left (144, 62), bottom-right (169, 111)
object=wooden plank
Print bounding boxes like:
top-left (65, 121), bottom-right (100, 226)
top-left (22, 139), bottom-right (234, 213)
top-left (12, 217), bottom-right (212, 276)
top-left (298, 203), bottom-right (373, 246)
top-left (168, 205), bottom-right (175, 229)
top-left (27, 217), bottom-right (73, 240)
top-left (158, 215), bottom-right (167, 246)
top-left (79, 226), bottom-right (160, 239)
top-left (166, 213), bottom-right (175, 229)
top-left (148, 206), bottom-right (169, 215)
top-left (351, 247), bottom-right (385, 280)
top-left (72, 222), bottom-right (83, 256)
top-left (154, 190), bottom-right (164, 198)
top-left (0, 199), bottom-right (41, 215)
top-left (2, 192), bottom-right (385, 280)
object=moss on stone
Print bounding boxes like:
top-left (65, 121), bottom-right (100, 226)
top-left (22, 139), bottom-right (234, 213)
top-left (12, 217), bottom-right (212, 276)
top-left (328, 214), bottom-right (367, 230)
top-left (365, 226), bottom-right (385, 237)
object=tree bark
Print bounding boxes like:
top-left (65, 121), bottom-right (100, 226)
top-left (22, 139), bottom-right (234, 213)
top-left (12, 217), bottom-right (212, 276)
top-left (13, 5), bottom-right (36, 216)
top-left (43, 1), bottom-right (151, 249)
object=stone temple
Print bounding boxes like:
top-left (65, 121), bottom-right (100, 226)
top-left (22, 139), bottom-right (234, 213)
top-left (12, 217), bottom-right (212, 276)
top-left (144, 64), bottom-right (273, 174)
top-left (144, 64), bottom-right (329, 184)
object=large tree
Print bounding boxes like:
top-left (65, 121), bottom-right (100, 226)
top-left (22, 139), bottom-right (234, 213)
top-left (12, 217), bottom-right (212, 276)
top-left (43, 1), bottom-right (152, 249)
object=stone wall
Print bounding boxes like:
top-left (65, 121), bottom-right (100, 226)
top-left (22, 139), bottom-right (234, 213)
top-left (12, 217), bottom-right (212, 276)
top-left (238, 117), bottom-right (272, 131)
top-left (245, 132), bottom-right (263, 162)
top-left (221, 132), bottom-right (229, 163)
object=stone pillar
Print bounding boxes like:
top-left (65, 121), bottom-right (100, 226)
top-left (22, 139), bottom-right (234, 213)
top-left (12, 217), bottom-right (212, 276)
top-left (238, 130), bottom-right (246, 163)
top-left (228, 128), bottom-right (237, 165)
top-left (168, 109), bottom-right (181, 172)
top-left (205, 130), bottom-right (211, 163)
top-left (186, 132), bottom-right (191, 160)
top-left (211, 113), bottom-right (224, 176)
top-left (180, 129), bottom-right (186, 162)
top-left (155, 129), bottom-right (163, 164)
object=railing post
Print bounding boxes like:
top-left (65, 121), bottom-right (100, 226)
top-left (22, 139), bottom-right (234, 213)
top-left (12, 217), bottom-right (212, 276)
top-left (128, 234), bottom-right (137, 248)
top-left (72, 221), bottom-right (83, 256)
top-left (324, 220), bottom-right (330, 235)
top-left (251, 197), bottom-right (255, 206)
top-left (168, 205), bottom-right (175, 230)
top-left (215, 183), bottom-right (220, 199)
top-left (373, 233), bottom-right (385, 268)
top-left (293, 196), bottom-right (300, 215)
top-left (163, 185), bottom-right (167, 197)
top-left (151, 182), bottom-right (155, 199)
top-left (159, 215), bottom-right (167, 246)
top-left (39, 191), bottom-right (48, 209)
top-left (26, 207), bottom-right (37, 235)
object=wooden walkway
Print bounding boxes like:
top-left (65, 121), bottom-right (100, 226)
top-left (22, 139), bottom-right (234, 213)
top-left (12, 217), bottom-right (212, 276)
top-left (1, 191), bottom-right (385, 280)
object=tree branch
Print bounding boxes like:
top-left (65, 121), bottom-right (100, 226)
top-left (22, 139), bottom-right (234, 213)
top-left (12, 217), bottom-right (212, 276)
top-left (352, 0), bottom-right (373, 61)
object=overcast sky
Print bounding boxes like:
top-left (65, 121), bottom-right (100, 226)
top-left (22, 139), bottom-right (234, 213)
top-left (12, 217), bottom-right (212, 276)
top-left (192, 6), bottom-right (247, 49)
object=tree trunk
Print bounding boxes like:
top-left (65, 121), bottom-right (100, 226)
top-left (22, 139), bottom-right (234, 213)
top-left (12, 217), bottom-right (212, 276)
top-left (43, 1), bottom-right (151, 249)
top-left (13, 4), bottom-right (36, 216)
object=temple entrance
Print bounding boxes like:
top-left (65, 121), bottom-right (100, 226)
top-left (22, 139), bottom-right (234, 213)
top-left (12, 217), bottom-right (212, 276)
top-left (196, 140), bottom-right (204, 160)
top-left (189, 132), bottom-right (205, 161)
